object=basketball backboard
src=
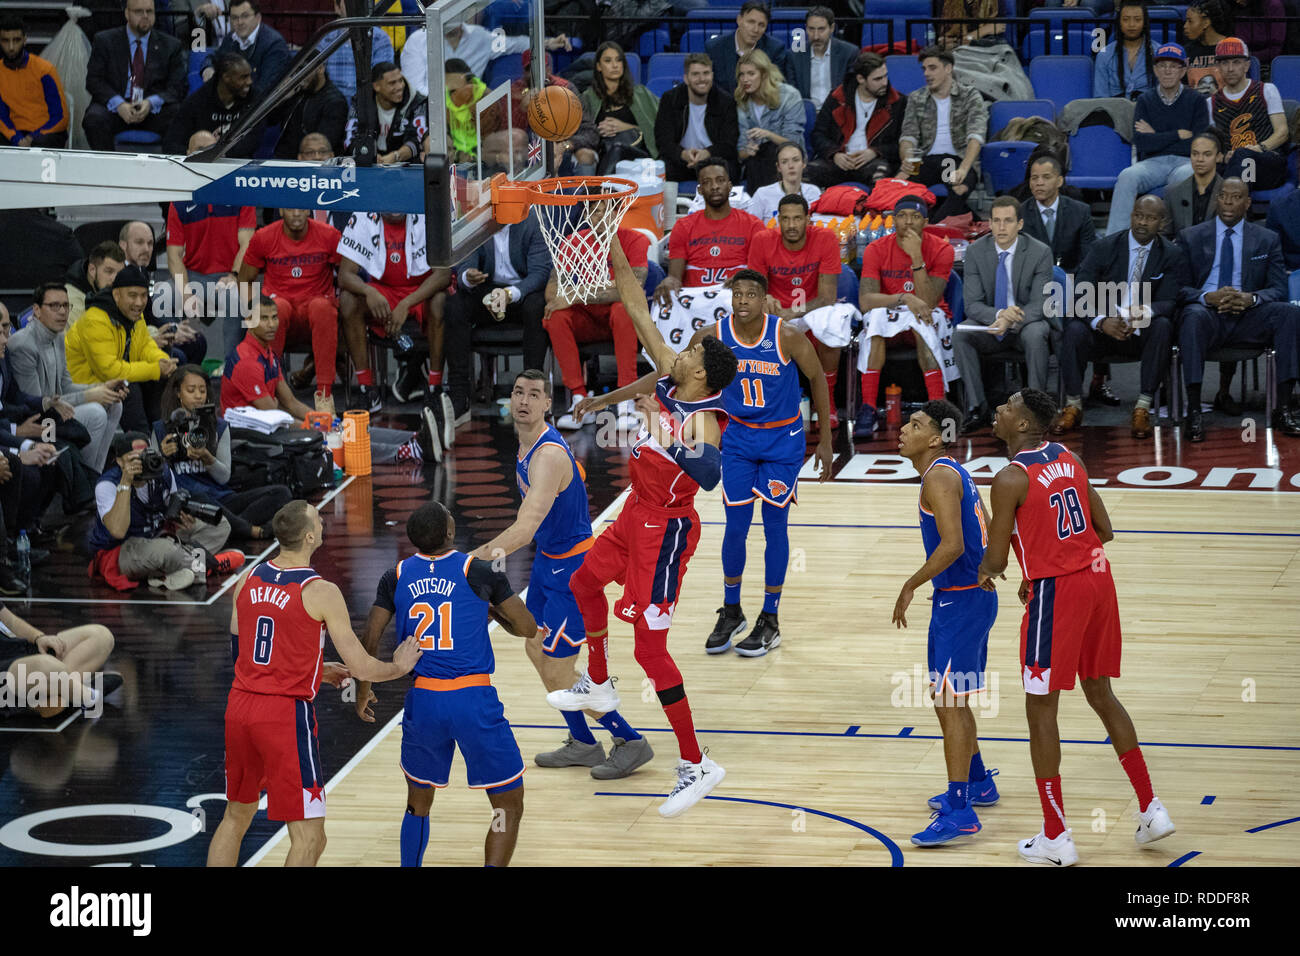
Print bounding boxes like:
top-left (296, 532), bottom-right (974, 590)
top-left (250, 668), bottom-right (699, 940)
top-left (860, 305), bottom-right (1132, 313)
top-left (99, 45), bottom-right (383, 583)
top-left (423, 0), bottom-right (549, 267)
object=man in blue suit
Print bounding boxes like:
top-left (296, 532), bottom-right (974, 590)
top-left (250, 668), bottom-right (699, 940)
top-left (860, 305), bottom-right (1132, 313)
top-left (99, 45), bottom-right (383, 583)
top-left (211, 0), bottom-right (291, 99)
top-left (706, 1), bottom-right (793, 97)
top-left (785, 6), bottom-right (858, 109)
top-left (1176, 178), bottom-right (1300, 441)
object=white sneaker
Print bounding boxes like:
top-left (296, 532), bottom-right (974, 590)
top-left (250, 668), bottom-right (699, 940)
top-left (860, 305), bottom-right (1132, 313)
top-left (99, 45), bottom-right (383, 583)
top-left (439, 391), bottom-right (457, 448)
top-left (147, 567), bottom-right (196, 591)
top-left (615, 399), bottom-right (641, 432)
top-left (545, 670), bottom-right (621, 713)
top-left (556, 394), bottom-right (595, 430)
top-left (1018, 828), bottom-right (1079, 866)
top-left (658, 755), bottom-right (726, 818)
top-left (1134, 797), bottom-right (1176, 845)
top-left (189, 547), bottom-right (206, 576)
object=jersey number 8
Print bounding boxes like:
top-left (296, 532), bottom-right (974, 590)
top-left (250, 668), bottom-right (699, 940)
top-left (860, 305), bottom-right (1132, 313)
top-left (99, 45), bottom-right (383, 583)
top-left (410, 601), bottom-right (454, 651)
top-left (1049, 488), bottom-right (1087, 540)
top-left (252, 615), bottom-right (275, 665)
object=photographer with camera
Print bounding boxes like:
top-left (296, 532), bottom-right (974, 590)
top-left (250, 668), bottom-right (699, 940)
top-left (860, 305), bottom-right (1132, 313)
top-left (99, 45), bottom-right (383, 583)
top-left (153, 365), bottom-right (291, 541)
top-left (87, 432), bottom-right (246, 592)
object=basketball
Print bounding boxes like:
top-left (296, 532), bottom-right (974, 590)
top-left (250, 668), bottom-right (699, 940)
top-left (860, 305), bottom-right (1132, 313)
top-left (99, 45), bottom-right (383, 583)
top-left (527, 85), bottom-right (582, 141)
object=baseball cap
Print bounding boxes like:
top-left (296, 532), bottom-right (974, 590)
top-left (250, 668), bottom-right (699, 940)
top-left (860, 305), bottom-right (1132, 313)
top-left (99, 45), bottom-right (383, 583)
top-left (111, 264), bottom-right (150, 290)
top-left (1214, 37), bottom-right (1250, 60)
top-left (1153, 42), bottom-right (1187, 66)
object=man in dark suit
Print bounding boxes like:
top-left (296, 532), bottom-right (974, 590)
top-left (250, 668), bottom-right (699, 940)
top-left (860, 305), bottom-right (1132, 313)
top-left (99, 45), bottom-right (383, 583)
top-left (1176, 178), bottom-right (1300, 440)
top-left (444, 217), bottom-right (552, 425)
top-left (1054, 195), bottom-right (1189, 440)
top-left (82, 0), bottom-right (187, 151)
top-left (1264, 185), bottom-right (1300, 270)
top-left (273, 63), bottom-right (349, 160)
top-left (953, 196), bottom-right (1055, 433)
top-left (786, 6), bottom-right (858, 108)
top-left (210, 0), bottom-right (291, 100)
top-left (1163, 129), bottom-right (1223, 239)
top-left (1019, 154), bottom-right (1096, 272)
top-left (653, 52), bottom-right (740, 182)
top-left (705, 1), bottom-right (793, 97)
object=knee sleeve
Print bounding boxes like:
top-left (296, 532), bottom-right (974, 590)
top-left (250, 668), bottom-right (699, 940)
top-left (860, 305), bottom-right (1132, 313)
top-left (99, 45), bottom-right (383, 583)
top-left (761, 501), bottom-right (791, 587)
top-left (633, 624), bottom-right (682, 692)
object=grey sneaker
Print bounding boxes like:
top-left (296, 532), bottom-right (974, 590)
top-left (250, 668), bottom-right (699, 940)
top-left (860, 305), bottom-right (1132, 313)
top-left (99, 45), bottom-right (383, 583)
top-left (590, 736), bottom-right (655, 780)
top-left (534, 735), bottom-right (605, 768)
top-left (148, 567), bottom-right (196, 591)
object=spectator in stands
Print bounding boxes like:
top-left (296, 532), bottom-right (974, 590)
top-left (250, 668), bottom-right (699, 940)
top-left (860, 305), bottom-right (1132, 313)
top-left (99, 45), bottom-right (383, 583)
top-left (735, 49), bottom-right (805, 192)
top-left (748, 143), bottom-right (822, 222)
top-left (570, 42), bottom-right (659, 176)
top-left (0, 608), bottom-right (117, 714)
top-left (444, 214), bottom-right (550, 431)
top-left (806, 51), bottom-right (904, 189)
top-left (545, 213), bottom-right (649, 430)
top-left (64, 264), bottom-right (178, 432)
top-left (83, 0), bottom-right (187, 152)
top-left (152, 364), bottom-right (291, 541)
top-left (1164, 128), bottom-right (1225, 237)
top-left (174, 0), bottom-right (230, 50)
top-left (939, 0), bottom-right (1006, 49)
top-left (1106, 43), bottom-right (1208, 235)
top-left (235, 208), bottom-right (341, 413)
top-left (119, 221), bottom-right (206, 370)
top-left (655, 53), bottom-right (741, 183)
top-left (401, 21), bottom-right (570, 98)
top-left (0, 208), bottom-right (83, 295)
top-left (444, 58), bottom-right (486, 163)
top-left (1057, 195), bottom-right (1188, 439)
top-left (655, 158), bottom-right (765, 305)
top-left (899, 46), bottom-right (985, 221)
top-left (319, 0), bottom-right (393, 106)
top-left (87, 431), bottom-right (243, 592)
top-left (344, 62), bottom-right (423, 165)
top-left (952, 196), bottom-right (1055, 434)
top-left (855, 195), bottom-right (955, 437)
top-left (706, 1), bottom-right (793, 98)
top-left (1176, 178), bottom-right (1300, 441)
top-left (1264, 185), bottom-right (1300, 268)
top-left (208, 0), bottom-right (290, 100)
top-left (747, 193), bottom-right (843, 426)
top-left (1093, 1), bottom-right (1157, 100)
top-left (1020, 154), bottom-right (1096, 271)
top-left (0, 304), bottom-right (54, 570)
top-left (787, 6), bottom-right (858, 108)
top-left (1228, 0), bottom-right (1285, 65)
top-left (273, 62), bottom-right (348, 159)
top-left (337, 212), bottom-right (450, 419)
top-left (164, 51), bottom-right (261, 157)
top-left (9, 282), bottom-right (126, 472)
top-left (1208, 38), bottom-right (1290, 190)
top-left (1043, 0), bottom-right (1115, 15)
top-left (0, 15), bottom-right (69, 147)
top-left (65, 241), bottom-right (126, 326)
top-left (1184, 0), bottom-right (1231, 93)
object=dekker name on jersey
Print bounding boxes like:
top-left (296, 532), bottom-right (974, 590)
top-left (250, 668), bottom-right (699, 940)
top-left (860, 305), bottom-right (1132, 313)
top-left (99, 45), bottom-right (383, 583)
top-left (1010, 442), bottom-right (1103, 580)
top-left (243, 584), bottom-right (293, 610)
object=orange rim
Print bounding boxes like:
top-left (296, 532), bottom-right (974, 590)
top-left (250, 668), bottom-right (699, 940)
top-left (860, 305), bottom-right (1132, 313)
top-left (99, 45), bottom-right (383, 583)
top-left (491, 173), bottom-right (639, 224)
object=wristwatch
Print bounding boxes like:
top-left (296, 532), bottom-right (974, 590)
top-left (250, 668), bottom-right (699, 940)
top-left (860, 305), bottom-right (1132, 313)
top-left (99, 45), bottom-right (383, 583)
top-left (116, 483), bottom-right (130, 495)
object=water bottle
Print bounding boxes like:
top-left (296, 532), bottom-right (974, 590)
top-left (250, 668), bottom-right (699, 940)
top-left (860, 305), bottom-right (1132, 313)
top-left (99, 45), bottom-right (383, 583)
top-left (15, 530), bottom-right (30, 581)
top-left (885, 384), bottom-right (903, 429)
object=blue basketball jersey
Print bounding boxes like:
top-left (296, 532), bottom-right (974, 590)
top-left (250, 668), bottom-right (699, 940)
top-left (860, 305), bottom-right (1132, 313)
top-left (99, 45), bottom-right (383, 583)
top-left (716, 314), bottom-right (802, 427)
top-left (516, 425), bottom-right (592, 558)
top-left (920, 457), bottom-right (988, 590)
top-left (393, 551), bottom-right (495, 679)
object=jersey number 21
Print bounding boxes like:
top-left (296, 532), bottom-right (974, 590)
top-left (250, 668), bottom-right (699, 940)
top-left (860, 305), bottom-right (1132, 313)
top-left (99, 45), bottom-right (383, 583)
top-left (409, 601), bottom-right (453, 650)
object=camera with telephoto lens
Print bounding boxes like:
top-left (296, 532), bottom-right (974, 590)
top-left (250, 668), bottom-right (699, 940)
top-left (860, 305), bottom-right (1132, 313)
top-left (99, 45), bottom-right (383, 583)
top-left (165, 405), bottom-right (218, 458)
top-left (163, 489), bottom-right (223, 524)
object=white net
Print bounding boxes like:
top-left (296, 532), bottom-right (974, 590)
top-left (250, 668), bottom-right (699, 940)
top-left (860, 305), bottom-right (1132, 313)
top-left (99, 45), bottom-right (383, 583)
top-left (528, 178), bottom-right (638, 304)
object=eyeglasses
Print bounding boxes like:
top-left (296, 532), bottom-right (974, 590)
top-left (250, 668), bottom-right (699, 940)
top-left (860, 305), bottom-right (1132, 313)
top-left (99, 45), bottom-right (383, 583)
top-left (41, 302), bottom-right (71, 310)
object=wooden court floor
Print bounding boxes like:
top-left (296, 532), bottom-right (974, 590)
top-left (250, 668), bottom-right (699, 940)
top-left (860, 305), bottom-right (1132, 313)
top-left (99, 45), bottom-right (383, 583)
top-left (255, 483), bottom-right (1300, 867)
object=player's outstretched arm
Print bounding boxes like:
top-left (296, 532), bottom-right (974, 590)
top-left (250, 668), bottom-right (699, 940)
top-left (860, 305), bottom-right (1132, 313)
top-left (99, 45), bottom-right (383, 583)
top-left (304, 580), bottom-right (421, 682)
top-left (352, 604), bottom-right (393, 722)
top-left (611, 239), bottom-right (674, 373)
top-left (662, 404), bottom-right (723, 490)
top-left (471, 445), bottom-right (568, 562)
top-left (490, 594), bottom-right (538, 639)
top-left (575, 370), bottom-right (660, 419)
top-left (894, 467), bottom-right (966, 628)
top-left (978, 465), bottom-right (1027, 585)
top-left (780, 324), bottom-right (834, 480)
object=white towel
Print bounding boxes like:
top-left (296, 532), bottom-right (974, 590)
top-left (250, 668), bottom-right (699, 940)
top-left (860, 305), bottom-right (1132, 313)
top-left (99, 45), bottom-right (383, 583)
top-left (652, 284), bottom-right (733, 354)
top-left (337, 212), bottom-right (429, 282)
top-left (858, 307), bottom-right (961, 385)
top-left (783, 302), bottom-right (857, 348)
top-left (224, 406), bottom-right (295, 434)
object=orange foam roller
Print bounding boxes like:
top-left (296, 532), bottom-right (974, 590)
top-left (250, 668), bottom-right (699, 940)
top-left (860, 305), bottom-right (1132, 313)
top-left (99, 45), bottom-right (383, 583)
top-left (342, 410), bottom-right (372, 477)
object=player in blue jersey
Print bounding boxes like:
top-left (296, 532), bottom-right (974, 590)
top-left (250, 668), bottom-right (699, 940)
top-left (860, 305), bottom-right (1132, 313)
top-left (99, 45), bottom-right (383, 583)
top-left (891, 400), bottom-right (1001, 847)
top-left (359, 501), bottom-right (538, 867)
top-left (580, 269), bottom-right (834, 657)
top-left (466, 369), bottom-right (653, 779)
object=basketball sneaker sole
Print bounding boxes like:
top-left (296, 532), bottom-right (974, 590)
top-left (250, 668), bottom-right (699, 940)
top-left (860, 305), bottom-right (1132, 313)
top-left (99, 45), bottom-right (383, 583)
top-left (734, 632), bottom-right (781, 658)
top-left (706, 617), bottom-right (747, 655)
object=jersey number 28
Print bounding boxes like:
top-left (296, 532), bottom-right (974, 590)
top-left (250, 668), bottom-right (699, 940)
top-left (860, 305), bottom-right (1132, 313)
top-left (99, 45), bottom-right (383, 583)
top-left (410, 601), bottom-right (453, 651)
top-left (1049, 488), bottom-right (1087, 539)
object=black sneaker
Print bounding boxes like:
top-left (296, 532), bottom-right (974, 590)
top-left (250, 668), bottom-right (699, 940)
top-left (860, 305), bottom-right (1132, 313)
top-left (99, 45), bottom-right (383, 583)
top-left (450, 392), bottom-right (472, 427)
top-left (705, 605), bottom-right (746, 655)
top-left (419, 403), bottom-right (443, 464)
top-left (350, 384), bottom-right (383, 414)
top-left (392, 362), bottom-right (426, 404)
top-left (0, 562), bottom-right (26, 597)
top-left (734, 611), bottom-right (781, 657)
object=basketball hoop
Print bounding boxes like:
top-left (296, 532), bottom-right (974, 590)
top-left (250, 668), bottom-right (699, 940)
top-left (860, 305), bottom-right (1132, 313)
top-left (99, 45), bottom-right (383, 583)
top-left (491, 174), bottom-right (639, 303)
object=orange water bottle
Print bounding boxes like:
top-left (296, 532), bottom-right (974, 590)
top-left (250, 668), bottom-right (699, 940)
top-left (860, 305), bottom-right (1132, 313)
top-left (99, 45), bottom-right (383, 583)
top-left (885, 383), bottom-right (902, 428)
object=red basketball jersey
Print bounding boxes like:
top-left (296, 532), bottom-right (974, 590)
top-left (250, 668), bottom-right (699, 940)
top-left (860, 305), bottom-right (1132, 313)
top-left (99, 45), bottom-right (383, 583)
top-left (667, 207), bottom-right (765, 286)
top-left (628, 376), bottom-right (728, 509)
top-left (1009, 442), bottom-right (1104, 580)
top-left (233, 561), bottom-right (325, 700)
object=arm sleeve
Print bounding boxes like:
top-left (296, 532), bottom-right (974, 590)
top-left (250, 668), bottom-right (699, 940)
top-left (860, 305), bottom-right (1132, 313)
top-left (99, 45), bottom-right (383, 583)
top-left (373, 567), bottom-right (398, 612)
top-left (466, 558), bottom-right (515, 605)
top-left (209, 425), bottom-right (232, 485)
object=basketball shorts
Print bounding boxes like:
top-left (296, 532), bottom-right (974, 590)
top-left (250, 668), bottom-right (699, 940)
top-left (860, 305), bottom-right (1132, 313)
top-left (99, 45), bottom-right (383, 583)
top-left (366, 281), bottom-right (427, 337)
top-left (721, 420), bottom-right (805, 508)
top-left (1021, 563), bottom-right (1122, 694)
top-left (580, 499), bottom-right (700, 631)
top-left (526, 549), bottom-right (589, 659)
top-left (928, 585), bottom-right (998, 697)
top-left (400, 680), bottom-right (525, 791)
top-left (224, 688), bottom-right (326, 822)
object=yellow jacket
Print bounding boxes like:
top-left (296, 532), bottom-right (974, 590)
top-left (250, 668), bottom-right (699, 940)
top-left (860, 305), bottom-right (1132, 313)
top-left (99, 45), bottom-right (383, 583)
top-left (65, 295), bottom-right (170, 384)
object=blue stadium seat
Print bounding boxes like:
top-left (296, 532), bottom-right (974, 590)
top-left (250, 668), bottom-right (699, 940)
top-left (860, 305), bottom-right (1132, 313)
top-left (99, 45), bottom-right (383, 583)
top-left (981, 141), bottom-right (1039, 194)
top-left (1250, 151), bottom-right (1300, 204)
top-left (803, 98), bottom-right (816, 151)
top-left (678, 180), bottom-right (697, 198)
top-left (989, 98), bottom-right (1058, 134)
top-left (1290, 268), bottom-right (1300, 304)
top-left (1065, 125), bottom-right (1132, 190)
top-left (769, 8), bottom-right (807, 47)
top-left (945, 271), bottom-right (964, 325)
top-left (625, 52), bottom-right (641, 85)
top-left (644, 259), bottom-right (665, 299)
top-left (188, 49), bottom-right (208, 94)
top-left (648, 53), bottom-right (686, 86)
top-left (885, 55), bottom-right (924, 94)
top-left (647, 76), bottom-right (678, 97)
top-left (861, 0), bottom-right (930, 50)
top-left (482, 0), bottom-right (530, 30)
top-left (485, 53), bottom-right (524, 88)
top-left (1272, 56), bottom-right (1300, 100)
top-left (685, 6), bottom-right (738, 52)
top-left (1022, 8), bottom-right (1103, 60)
top-left (114, 130), bottom-right (162, 151)
top-left (638, 26), bottom-right (671, 58)
top-left (1028, 55), bottom-right (1093, 114)
top-left (837, 263), bottom-right (859, 304)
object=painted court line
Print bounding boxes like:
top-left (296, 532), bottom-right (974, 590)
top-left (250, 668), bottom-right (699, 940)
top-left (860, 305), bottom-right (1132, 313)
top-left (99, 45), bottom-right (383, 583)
top-left (695, 520), bottom-right (1300, 538)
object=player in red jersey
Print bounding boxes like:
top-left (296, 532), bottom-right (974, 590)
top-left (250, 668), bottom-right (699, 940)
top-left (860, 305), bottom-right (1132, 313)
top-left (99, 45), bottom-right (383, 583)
top-left (207, 500), bottom-right (420, 867)
top-left (656, 158), bottom-right (766, 296)
top-left (548, 239), bottom-right (738, 818)
top-left (977, 389), bottom-right (1176, 866)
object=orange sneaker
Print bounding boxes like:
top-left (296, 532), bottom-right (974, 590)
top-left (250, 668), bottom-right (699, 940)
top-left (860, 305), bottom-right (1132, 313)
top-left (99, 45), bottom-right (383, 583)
top-left (210, 550), bottom-right (246, 576)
